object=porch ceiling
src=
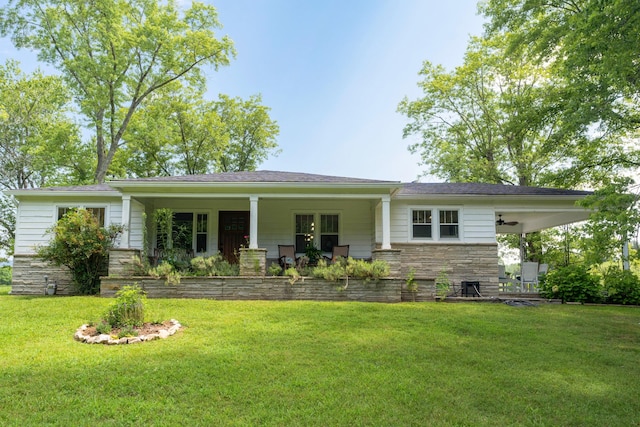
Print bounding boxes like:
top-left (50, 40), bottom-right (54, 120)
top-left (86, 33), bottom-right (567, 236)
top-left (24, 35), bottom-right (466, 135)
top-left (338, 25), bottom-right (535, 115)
top-left (495, 209), bottom-right (591, 234)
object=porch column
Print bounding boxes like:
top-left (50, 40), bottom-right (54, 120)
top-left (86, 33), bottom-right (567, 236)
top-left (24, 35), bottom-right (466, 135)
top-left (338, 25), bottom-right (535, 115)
top-left (121, 195), bottom-right (131, 248)
top-left (381, 195), bottom-right (391, 250)
top-left (249, 195), bottom-right (258, 249)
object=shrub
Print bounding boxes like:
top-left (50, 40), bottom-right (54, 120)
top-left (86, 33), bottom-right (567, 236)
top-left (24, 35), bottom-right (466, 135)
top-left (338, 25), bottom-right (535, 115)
top-left (268, 263), bottom-right (283, 276)
top-left (0, 266), bottom-right (11, 286)
top-left (538, 264), bottom-right (603, 303)
top-left (312, 257), bottom-right (390, 283)
top-left (602, 267), bottom-right (640, 305)
top-left (149, 261), bottom-right (181, 285)
top-left (190, 254), bottom-right (239, 276)
top-left (37, 208), bottom-right (124, 294)
top-left (104, 285), bottom-right (146, 328)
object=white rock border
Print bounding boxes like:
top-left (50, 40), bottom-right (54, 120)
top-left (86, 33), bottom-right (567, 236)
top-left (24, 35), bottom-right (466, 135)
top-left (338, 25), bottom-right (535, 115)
top-left (74, 319), bottom-right (182, 345)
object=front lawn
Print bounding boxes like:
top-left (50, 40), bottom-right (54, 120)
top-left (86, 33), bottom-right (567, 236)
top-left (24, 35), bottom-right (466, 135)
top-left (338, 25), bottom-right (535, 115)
top-left (0, 294), bottom-right (639, 426)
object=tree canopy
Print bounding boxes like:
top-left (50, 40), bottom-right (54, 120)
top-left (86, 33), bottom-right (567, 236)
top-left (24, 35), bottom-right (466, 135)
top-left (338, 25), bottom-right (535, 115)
top-left (0, 0), bottom-right (236, 183)
top-left (112, 86), bottom-right (280, 177)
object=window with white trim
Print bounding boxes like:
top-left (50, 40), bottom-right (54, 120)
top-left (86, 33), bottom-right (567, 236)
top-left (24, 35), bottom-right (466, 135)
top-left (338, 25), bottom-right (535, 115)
top-left (439, 210), bottom-right (459, 239)
top-left (320, 214), bottom-right (339, 252)
top-left (411, 208), bottom-right (461, 240)
top-left (412, 209), bottom-right (432, 239)
top-left (295, 213), bottom-right (340, 253)
top-left (58, 207), bottom-right (106, 227)
top-left (156, 211), bottom-right (208, 253)
top-left (295, 214), bottom-right (314, 253)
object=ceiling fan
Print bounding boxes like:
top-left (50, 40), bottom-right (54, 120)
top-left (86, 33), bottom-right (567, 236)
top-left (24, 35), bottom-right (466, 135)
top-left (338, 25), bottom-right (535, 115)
top-left (496, 214), bottom-right (518, 226)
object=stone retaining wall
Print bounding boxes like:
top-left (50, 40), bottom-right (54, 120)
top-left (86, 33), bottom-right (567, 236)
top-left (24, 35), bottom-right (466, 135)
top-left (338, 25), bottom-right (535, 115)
top-left (101, 276), bottom-right (436, 302)
top-left (11, 254), bottom-right (74, 295)
top-left (394, 243), bottom-right (500, 297)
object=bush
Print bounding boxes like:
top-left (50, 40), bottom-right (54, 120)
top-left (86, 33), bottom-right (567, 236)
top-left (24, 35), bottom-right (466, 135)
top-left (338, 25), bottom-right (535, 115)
top-left (602, 267), bottom-right (640, 305)
top-left (104, 285), bottom-right (146, 328)
top-left (190, 254), bottom-right (239, 276)
top-left (37, 208), bottom-right (123, 294)
top-left (538, 264), bottom-right (603, 303)
top-left (0, 266), bottom-right (11, 286)
top-left (312, 257), bottom-right (390, 282)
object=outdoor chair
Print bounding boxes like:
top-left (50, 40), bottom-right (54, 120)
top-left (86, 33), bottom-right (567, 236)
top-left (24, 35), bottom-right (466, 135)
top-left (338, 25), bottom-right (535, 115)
top-left (323, 245), bottom-right (349, 263)
top-left (538, 263), bottom-right (549, 275)
top-left (521, 262), bottom-right (539, 292)
top-left (278, 245), bottom-right (300, 270)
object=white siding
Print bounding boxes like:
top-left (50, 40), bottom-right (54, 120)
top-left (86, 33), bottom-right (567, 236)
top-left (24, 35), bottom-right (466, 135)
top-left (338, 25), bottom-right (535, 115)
top-left (386, 201), bottom-right (497, 244)
top-left (128, 199), bottom-right (145, 250)
top-left (14, 197), bottom-right (123, 255)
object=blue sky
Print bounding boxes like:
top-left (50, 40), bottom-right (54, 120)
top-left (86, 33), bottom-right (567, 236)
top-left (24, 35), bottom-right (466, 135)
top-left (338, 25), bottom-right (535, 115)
top-left (0, 0), bottom-right (486, 183)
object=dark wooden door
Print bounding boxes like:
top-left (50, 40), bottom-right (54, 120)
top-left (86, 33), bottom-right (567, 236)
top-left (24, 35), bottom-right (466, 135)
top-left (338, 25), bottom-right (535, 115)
top-left (218, 211), bottom-right (250, 263)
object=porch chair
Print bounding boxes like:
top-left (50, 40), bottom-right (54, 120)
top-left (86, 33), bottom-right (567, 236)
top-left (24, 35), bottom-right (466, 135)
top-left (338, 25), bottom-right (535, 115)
top-left (498, 264), bottom-right (518, 292)
top-left (323, 245), bottom-right (349, 263)
top-left (278, 245), bottom-right (299, 270)
top-left (538, 263), bottom-right (549, 275)
top-left (521, 262), bottom-right (539, 292)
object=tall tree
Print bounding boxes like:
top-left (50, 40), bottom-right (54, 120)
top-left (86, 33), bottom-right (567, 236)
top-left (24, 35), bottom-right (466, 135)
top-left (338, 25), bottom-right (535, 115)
top-left (0, 60), bottom-right (86, 254)
top-left (398, 36), bottom-right (579, 187)
top-left (481, 0), bottom-right (640, 266)
top-left (215, 94), bottom-right (280, 172)
top-left (113, 88), bottom-right (279, 177)
top-left (480, 0), bottom-right (640, 174)
top-left (0, 0), bottom-right (235, 183)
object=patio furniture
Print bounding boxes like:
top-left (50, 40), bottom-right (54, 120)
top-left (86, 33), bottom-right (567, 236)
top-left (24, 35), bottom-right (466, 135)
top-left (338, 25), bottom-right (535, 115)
top-left (498, 265), bottom-right (519, 292)
top-left (323, 245), bottom-right (349, 263)
top-left (278, 245), bottom-right (300, 270)
top-left (521, 262), bottom-right (539, 292)
top-left (538, 263), bottom-right (549, 275)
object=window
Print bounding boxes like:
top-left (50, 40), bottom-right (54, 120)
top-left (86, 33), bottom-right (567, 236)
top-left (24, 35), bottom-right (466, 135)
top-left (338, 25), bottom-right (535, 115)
top-left (295, 213), bottom-right (340, 253)
top-left (58, 207), bottom-right (106, 226)
top-left (196, 213), bottom-right (208, 252)
top-left (320, 214), bottom-right (339, 252)
top-left (412, 209), bottom-right (432, 239)
top-left (156, 211), bottom-right (208, 252)
top-left (295, 214), bottom-right (314, 253)
top-left (411, 208), bottom-right (460, 240)
top-left (439, 210), bottom-right (459, 238)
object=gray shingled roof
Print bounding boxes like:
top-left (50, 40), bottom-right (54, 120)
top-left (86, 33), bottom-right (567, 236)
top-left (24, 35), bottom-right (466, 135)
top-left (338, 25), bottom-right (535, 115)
top-left (108, 170), bottom-right (399, 185)
top-left (14, 184), bottom-right (115, 192)
top-left (398, 182), bottom-right (592, 196)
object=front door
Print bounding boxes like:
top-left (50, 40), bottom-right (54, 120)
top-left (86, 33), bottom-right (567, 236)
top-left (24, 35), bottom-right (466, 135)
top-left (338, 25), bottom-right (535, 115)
top-left (218, 211), bottom-right (250, 263)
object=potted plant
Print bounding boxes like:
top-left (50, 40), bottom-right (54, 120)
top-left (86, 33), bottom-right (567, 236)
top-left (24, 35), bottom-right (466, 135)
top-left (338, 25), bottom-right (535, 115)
top-left (304, 243), bottom-right (322, 266)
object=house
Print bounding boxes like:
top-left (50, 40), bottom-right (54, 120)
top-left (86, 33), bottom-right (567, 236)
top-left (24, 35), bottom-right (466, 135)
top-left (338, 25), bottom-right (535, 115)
top-left (6, 171), bottom-right (592, 296)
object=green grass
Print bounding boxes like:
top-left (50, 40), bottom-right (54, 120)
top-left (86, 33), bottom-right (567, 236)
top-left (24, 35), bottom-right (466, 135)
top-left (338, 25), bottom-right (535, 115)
top-left (1, 293), bottom-right (639, 426)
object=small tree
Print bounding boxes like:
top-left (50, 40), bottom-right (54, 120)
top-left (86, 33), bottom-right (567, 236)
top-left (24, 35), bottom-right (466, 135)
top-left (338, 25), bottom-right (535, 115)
top-left (37, 208), bottom-right (123, 294)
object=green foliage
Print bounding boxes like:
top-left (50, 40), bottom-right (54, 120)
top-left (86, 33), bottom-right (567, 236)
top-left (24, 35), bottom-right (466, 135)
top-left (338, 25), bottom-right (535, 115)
top-left (104, 285), bottom-right (146, 328)
top-left (95, 320), bottom-right (111, 335)
top-left (148, 261), bottom-right (181, 286)
top-left (284, 267), bottom-right (301, 285)
top-left (268, 263), bottom-right (283, 276)
top-left (435, 267), bottom-right (451, 300)
top-left (602, 267), bottom-right (640, 306)
top-left (481, 0), bottom-right (640, 184)
top-left (0, 266), bottom-right (11, 286)
top-left (579, 178), bottom-right (640, 266)
top-left (117, 325), bottom-right (139, 339)
top-left (538, 264), bottom-right (603, 303)
top-left (405, 268), bottom-right (418, 292)
top-left (37, 208), bottom-right (123, 295)
top-left (190, 254), bottom-right (239, 277)
top-left (312, 257), bottom-right (390, 285)
top-left (304, 243), bottom-right (322, 265)
top-left (153, 208), bottom-right (174, 250)
top-left (0, 0), bottom-right (236, 183)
